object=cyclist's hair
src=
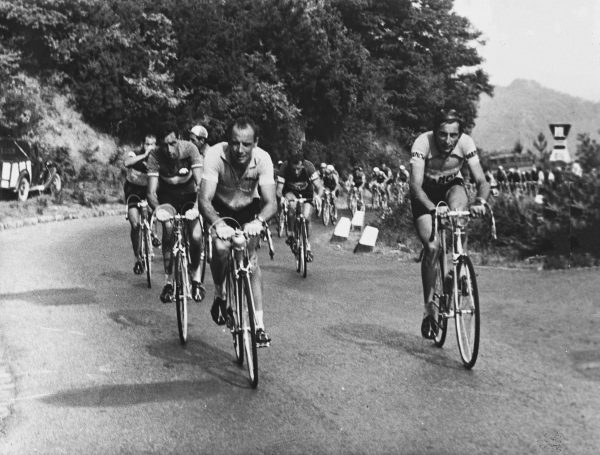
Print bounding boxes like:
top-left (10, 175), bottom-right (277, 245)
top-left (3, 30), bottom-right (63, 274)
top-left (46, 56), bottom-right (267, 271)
top-left (229, 116), bottom-right (260, 142)
top-left (433, 108), bottom-right (463, 134)
top-left (144, 134), bottom-right (156, 142)
top-left (289, 153), bottom-right (304, 165)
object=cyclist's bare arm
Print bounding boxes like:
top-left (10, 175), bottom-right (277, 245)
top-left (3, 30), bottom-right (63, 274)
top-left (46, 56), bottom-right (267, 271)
top-left (466, 157), bottom-right (490, 217)
top-left (124, 151), bottom-right (149, 167)
top-left (192, 166), bottom-right (202, 191)
top-left (146, 175), bottom-right (160, 210)
top-left (276, 178), bottom-right (285, 199)
top-left (409, 160), bottom-right (435, 213)
top-left (244, 183), bottom-right (277, 237)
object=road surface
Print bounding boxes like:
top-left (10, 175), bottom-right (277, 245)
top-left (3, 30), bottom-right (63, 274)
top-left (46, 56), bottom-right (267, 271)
top-left (0, 214), bottom-right (598, 454)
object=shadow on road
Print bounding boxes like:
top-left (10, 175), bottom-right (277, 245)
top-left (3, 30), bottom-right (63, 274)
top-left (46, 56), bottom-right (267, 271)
top-left (146, 338), bottom-right (255, 390)
top-left (40, 379), bottom-right (223, 407)
top-left (326, 322), bottom-right (464, 370)
top-left (0, 288), bottom-right (97, 306)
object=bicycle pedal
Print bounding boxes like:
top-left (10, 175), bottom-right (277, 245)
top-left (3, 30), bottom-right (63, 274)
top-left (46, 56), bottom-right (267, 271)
top-left (257, 341), bottom-right (271, 348)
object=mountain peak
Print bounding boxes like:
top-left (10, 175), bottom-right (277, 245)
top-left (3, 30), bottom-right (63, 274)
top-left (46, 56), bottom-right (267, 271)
top-left (471, 80), bottom-right (600, 153)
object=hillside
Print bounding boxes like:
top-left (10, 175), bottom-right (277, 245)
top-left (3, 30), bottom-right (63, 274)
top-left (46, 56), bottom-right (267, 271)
top-left (470, 79), bottom-right (600, 156)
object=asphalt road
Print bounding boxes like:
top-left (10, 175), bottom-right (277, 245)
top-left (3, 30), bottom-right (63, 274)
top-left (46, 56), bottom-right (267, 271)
top-left (0, 213), bottom-right (599, 454)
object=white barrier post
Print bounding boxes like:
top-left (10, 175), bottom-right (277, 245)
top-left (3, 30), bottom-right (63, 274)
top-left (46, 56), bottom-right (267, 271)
top-left (331, 216), bottom-right (351, 242)
top-left (354, 226), bottom-right (379, 253)
top-left (351, 210), bottom-right (365, 231)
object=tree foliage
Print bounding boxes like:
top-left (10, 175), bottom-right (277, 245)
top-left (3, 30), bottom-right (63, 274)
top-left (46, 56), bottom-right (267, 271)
top-left (0, 0), bottom-right (492, 168)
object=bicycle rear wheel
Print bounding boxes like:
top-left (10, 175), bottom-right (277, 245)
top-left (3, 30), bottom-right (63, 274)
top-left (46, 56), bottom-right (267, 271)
top-left (349, 194), bottom-right (357, 215)
top-left (433, 254), bottom-right (448, 347)
top-left (240, 273), bottom-right (258, 388)
top-left (228, 263), bottom-right (243, 364)
top-left (143, 225), bottom-right (152, 288)
top-left (322, 198), bottom-right (331, 226)
top-left (455, 256), bottom-right (480, 368)
top-left (175, 252), bottom-right (189, 344)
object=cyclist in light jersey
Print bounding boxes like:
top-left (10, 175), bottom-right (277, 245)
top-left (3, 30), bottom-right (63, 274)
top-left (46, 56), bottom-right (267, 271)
top-left (409, 109), bottom-right (490, 339)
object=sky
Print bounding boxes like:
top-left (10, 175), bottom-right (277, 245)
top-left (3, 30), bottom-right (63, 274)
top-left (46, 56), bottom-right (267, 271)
top-left (452, 0), bottom-right (600, 102)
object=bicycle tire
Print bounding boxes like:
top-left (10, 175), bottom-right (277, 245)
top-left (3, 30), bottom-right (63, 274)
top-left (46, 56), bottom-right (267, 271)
top-left (349, 194), bottom-right (357, 215)
top-left (295, 223), bottom-right (302, 274)
top-left (455, 256), bottom-right (480, 368)
top-left (199, 229), bottom-right (208, 284)
top-left (228, 263), bottom-right (243, 365)
top-left (240, 273), bottom-right (258, 388)
top-left (433, 254), bottom-right (448, 347)
top-left (175, 252), bottom-right (189, 344)
top-left (322, 198), bottom-right (331, 226)
top-left (301, 220), bottom-right (308, 278)
top-left (277, 211), bottom-right (285, 237)
top-left (143, 225), bottom-right (152, 289)
top-left (331, 200), bottom-right (338, 223)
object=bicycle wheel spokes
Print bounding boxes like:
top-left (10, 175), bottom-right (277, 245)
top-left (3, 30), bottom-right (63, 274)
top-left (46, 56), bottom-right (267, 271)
top-left (240, 274), bottom-right (258, 388)
top-left (433, 256), bottom-right (448, 347)
top-left (175, 253), bottom-right (188, 344)
top-left (228, 267), bottom-right (243, 364)
top-left (322, 199), bottom-right (330, 226)
top-left (144, 226), bottom-right (152, 288)
top-left (455, 256), bottom-right (480, 368)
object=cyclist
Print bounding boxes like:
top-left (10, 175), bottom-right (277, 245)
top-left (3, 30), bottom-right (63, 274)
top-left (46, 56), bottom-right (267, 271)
top-left (189, 124), bottom-right (209, 159)
top-left (123, 134), bottom-right (158, 275)
top-left (277, 153), bottom-right (323, 262)
top-left (346, 165), bottom-right (366, 205)
top-left (409, 108), bottom-right (490, 339)
top-left (147, 129), bottom-right (205, 304)
top-left (380, 163), bottom-right (394, 201)
top-left (198, 117), bottom-right (277, 346)
top-left (323, 164), bottom-right (339, 197)
top-left (319, 162), bottom-right (327, 180)
top-left (369, 167), bottom-right (386, 206)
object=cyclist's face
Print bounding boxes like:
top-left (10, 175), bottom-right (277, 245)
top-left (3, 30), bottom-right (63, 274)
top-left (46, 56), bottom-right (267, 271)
top-left (164, 133), bottom-right (178, 159)
top-left (292, 161), bottom-right (303, 176)
top-left (144, 137), bottom-right (156, 152)
top-left (229, 125), bottom-right (256, 166)
top-left (435, 121), bottom-right (460, 155)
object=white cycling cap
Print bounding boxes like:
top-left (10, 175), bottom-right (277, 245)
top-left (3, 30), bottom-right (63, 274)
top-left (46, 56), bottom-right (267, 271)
top-left (190, 125), bottom-right (208, 138)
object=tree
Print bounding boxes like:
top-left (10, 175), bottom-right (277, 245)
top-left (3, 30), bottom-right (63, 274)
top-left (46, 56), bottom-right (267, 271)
top-left (576, 132), bottom-right (600, 172)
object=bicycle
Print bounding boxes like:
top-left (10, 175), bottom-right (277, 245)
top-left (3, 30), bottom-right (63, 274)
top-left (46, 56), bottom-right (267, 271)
top-left (209, 217), bottom-right (274, 388)
top-left (321, 188), bottom-right (338, 226)
top-left (126, 195), bottom-right (156, 289)
top-left (347, 186), bottom-right (363, 215)
top-left (289, 197), bottom-right (312, 278)
top-left (155, 202), bottom-right (202, 344)
top-left (429, 201), bottom-right (496, 369)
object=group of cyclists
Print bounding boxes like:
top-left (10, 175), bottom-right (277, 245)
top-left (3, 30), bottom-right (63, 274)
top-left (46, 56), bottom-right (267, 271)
top-left (123, 108), bottom-right (491, 344)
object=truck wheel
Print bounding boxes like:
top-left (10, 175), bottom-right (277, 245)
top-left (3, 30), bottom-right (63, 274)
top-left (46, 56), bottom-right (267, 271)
top-left (49, 174), bottom-right (62, 195)
top-left (17, 176), bottom-right (30, 202)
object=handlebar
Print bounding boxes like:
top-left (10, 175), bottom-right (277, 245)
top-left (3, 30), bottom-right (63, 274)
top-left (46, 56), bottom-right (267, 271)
top-left (429, 201), bottom-right (496, 243)
top-left (208, 216), bottom-right (275, 260)
top-left (155, 203), bottom-right (200, 223)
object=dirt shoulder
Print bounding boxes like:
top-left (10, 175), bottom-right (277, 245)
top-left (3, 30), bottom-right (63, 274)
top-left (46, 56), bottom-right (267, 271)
top-left (0, 196), bottom-right (123, 231)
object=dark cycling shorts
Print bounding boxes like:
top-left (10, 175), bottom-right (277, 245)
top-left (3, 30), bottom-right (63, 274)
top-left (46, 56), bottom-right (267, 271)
top-left (212, 197), bottom-right (261, 228)
top-left (410, 177), bottom-right (466, 219)
top-left (157, 180), bottom-right (197, 214)
top-left (124, 181), bottom-right (147, 208)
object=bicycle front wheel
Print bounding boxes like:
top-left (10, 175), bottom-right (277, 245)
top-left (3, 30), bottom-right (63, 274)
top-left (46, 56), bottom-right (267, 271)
top-left (331, 200), bottom-right (338, 223)
top-left (322, 198), bottom-right (331, 226)
top-left (228, 264), bottom-right (243, 364)
top-left (240, 273), bottom-right (258, 388)
top-left (143, 225), bottom-right (152, 288)
top-left (433, 254), bottom-right (448, 347)
top-left (455, 256), bottom-right (480, 368)
top-left (301, 221), bottom-right (308, 278)
top-left (175, 252), bottom-right (189, 344)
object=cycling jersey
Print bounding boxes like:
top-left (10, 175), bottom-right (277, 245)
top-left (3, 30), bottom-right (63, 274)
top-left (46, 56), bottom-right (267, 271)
top-left (125, 148), bottom-right (149, 187)
top-left (147, 140), bottom-right (202, 188)
top-left (351, 171), bottom-right (365, 187)
top-left (410, 131), bottom-right (479, 187)
top-left (375, 173), bottom-right (386, 184)
top-left (322, 172), bottom-right (338, 191)
top-left (278, 160), bottom-right (319, 198)
top-left (203, 142), bottom-right (275, 212)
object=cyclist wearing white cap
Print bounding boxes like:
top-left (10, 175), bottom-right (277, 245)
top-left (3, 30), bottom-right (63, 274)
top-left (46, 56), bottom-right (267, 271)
top-left (189, 124), bottom-right (209, 159)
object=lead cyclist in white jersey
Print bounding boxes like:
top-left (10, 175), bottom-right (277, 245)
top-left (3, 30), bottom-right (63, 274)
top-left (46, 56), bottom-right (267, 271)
top-left (409, 109), bottom-right (490, 339)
